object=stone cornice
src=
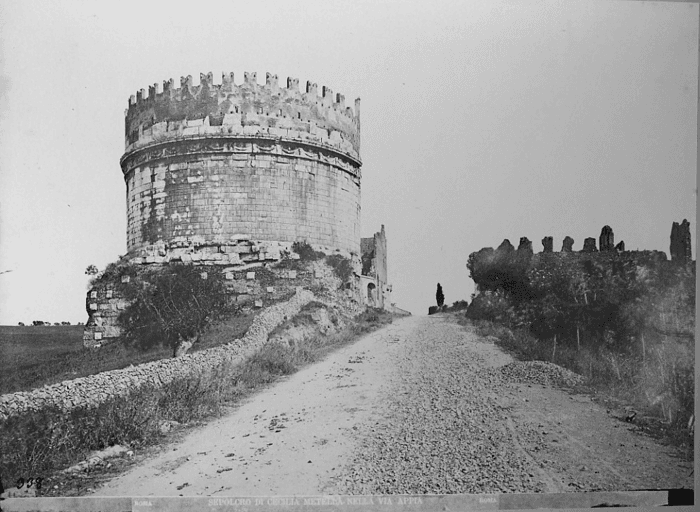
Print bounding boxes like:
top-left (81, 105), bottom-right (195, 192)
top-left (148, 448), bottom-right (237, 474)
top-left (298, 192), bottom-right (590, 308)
top-left (120, 135), bottom-right (362, 179)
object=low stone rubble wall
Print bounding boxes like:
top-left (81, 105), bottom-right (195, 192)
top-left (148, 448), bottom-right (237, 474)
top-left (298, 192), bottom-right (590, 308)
top-left (0, 288), bottom-right (314, 421)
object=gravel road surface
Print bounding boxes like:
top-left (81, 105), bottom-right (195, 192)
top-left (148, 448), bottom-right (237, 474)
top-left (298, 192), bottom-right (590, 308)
top-left (93, 314), bottom-right (693, 496)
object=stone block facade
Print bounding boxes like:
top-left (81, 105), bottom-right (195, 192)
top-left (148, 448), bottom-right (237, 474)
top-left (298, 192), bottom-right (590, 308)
top-left (122, 71), bottom-right (362, 259)
top-left (83, 288), bottom-right (130, 346)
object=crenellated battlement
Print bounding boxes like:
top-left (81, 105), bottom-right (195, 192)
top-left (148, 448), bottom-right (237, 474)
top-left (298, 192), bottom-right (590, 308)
top-left (124, 71), bottom-right (361, 160)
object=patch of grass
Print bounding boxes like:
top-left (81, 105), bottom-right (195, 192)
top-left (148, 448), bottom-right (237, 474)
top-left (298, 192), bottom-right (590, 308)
top-left (0, 306), bottom-right (397, 496)
top-left (0, 326), bottom-right (85, 393)
top-left (193, 314), bottom-right (254, 352)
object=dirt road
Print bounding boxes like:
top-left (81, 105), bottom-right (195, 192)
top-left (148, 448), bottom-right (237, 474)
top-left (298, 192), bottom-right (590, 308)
top-left (94, 314), bottom-right (693, 497)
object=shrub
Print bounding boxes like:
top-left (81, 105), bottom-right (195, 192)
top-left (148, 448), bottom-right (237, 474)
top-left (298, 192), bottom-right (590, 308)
top-left (446, 300), bottom-right (469, 312)
top-left (118, 265), bottom-right (232, 356)
top-left (291, 241), bottom-right (324, 261)
top-left (324, 254), bottom-right (353, 284)
top-left (466, 290), bottom-right (512, 324)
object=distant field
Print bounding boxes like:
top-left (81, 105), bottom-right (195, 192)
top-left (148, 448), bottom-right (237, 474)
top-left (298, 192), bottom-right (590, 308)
top-left (0, 325), bottom-right (84, 394)
top-left (0, 317), bottom-right (254, 395)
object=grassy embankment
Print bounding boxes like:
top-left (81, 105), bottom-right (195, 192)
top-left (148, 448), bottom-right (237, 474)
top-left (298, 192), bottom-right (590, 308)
top-left (0, 305), bottom-right (394, 496)
top-left (464, 247), bottom-right (694, 455)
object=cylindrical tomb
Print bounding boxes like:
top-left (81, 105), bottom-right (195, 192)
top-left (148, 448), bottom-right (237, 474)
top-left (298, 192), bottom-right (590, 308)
top-left (121, 71), bottom-right (361, 259)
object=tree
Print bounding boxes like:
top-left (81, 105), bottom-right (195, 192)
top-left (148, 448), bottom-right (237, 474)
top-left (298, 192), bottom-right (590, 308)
top-left (85, 264), bottom-right (99, 276)
top-left (436, 283), bottom-right (445, 308)
top-left (18, 322), bottom-right (25, 326)
top-left (119, 265), bottom-right (233, 356)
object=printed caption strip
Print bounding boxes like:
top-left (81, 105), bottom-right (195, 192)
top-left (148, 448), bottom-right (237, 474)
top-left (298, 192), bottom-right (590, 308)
top-left (1, 490), bottom-right (694, 511)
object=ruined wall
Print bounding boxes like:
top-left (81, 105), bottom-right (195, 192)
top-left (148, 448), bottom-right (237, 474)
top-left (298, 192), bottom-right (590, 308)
top-left (360, 225), bottom-right (391, 309)
top-left (670, 219), bottom-right (693, 263)
top-left (471, 223), bottom-right (691, 294)
top-left (122, 72), bottom-right (361, 258)
top-left (84, 255), bottom-right (338, 348)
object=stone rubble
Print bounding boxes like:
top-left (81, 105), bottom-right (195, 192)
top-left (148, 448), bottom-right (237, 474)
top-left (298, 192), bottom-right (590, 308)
top-left (489, 361), bottom-right (584, 389)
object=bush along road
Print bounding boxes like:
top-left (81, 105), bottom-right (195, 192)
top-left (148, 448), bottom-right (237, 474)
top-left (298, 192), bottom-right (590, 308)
top-left (86, 313), bottom-right (691, 497)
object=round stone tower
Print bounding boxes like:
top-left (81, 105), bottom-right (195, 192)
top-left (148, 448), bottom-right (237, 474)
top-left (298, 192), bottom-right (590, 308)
top-left (121, 72), bottom-right (361, 262)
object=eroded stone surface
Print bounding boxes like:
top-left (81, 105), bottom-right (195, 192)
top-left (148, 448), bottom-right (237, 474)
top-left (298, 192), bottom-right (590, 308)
top-left (582, 237), bottom-right (598, 253)
top-left (542, 236), bottom-right (553, 253)
top-left (670, 219), bottom-right (692, 263)
top-left (561, 236), bottom-right (574, 252)
top-left (599, 226), bottom-right (614, 252)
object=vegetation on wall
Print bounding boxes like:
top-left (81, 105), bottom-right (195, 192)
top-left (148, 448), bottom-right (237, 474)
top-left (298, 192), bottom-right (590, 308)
top-left (291, 241), bottom-right (325, 261)
top-left (465, 247), bottom-right (695, 440)
top-left (324, 254), bottom-right (353, 284)
top-left (118, 265), bottom-right (233, 356)
top-left (292, 240), bottom-right (354, 287)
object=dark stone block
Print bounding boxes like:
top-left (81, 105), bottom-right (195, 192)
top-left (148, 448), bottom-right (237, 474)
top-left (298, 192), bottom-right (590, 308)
top-left (561, 236), bottom-right (574, 252)
top-left (582, 237), bottom-right (598, 252)
top-left (670, 219), bottom-right (692, 262)
top-left (517, 237), bottom-right (533, 255)
top-left (599, 225), bottom-right (614, 252)
top-left (542, 236), bottom-right (553, 253)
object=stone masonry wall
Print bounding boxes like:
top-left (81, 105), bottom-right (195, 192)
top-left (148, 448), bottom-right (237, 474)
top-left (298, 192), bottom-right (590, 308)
top-left (2, 288), bottom-right (315, 421)
top-left (83, 251), bottom-right (357, 347)
top-left (122, 71), bottom-right (362, 258)
top-left (125, 149), bottom-right (361, 257)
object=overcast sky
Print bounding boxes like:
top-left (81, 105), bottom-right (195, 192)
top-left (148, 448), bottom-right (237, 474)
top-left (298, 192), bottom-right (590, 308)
top-left (0, 0), bottom-right (697, 323)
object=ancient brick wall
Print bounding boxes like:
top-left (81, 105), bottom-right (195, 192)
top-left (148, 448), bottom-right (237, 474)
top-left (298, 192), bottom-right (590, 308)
top-left (122, 72), bottom-right (361, 258)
